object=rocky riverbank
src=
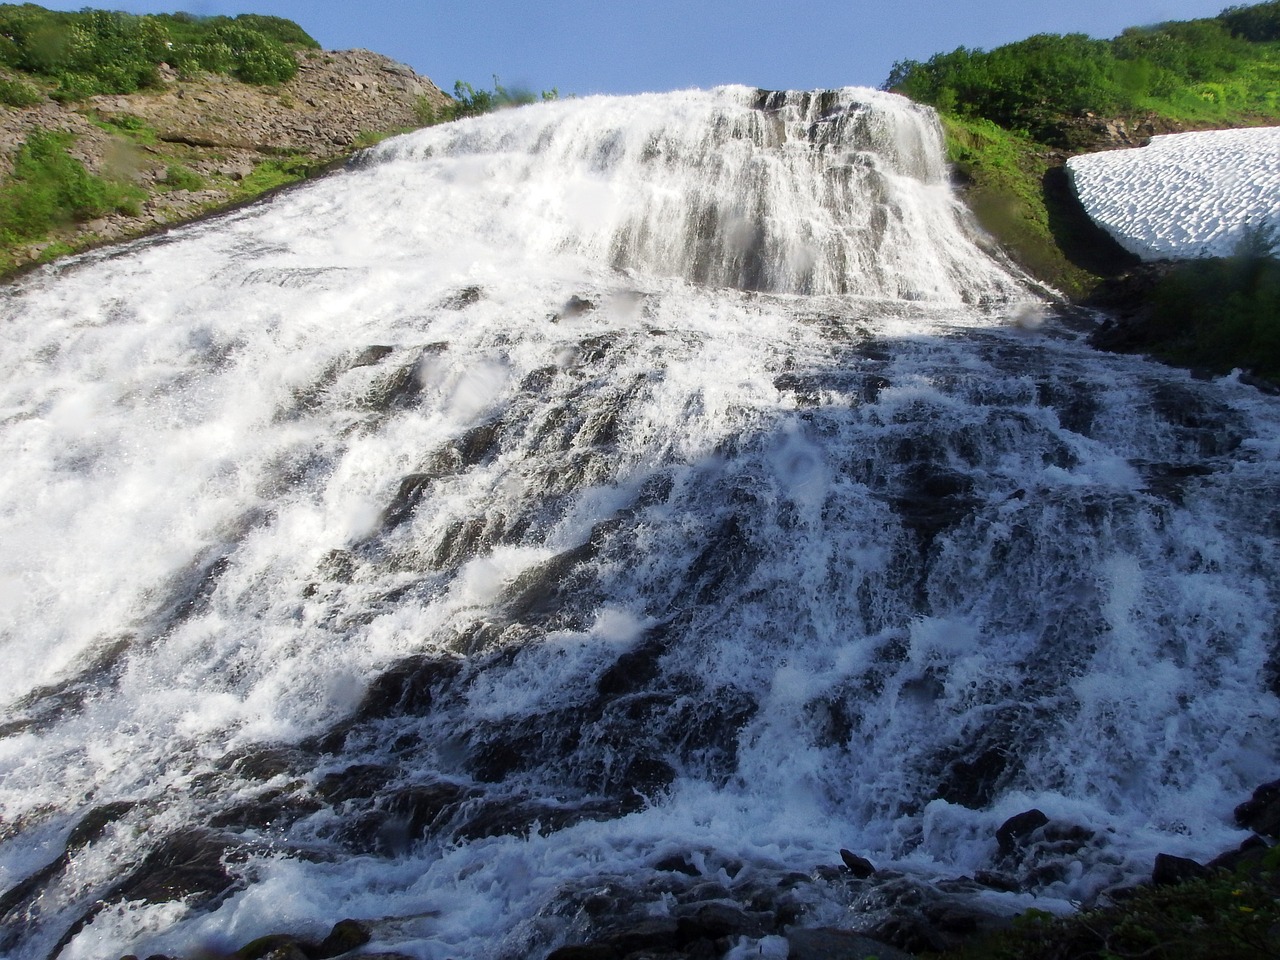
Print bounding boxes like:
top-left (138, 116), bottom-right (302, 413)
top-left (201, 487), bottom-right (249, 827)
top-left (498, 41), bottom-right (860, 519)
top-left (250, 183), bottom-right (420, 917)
top-left (0, 47), bottom-right (450, 268)
top-left (112, 777), bottom-right (1280, 960)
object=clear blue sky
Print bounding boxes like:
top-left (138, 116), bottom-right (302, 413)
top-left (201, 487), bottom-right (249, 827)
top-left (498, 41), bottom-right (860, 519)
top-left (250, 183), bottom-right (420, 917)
top-left (35, 1), bottom-right (1235, 96)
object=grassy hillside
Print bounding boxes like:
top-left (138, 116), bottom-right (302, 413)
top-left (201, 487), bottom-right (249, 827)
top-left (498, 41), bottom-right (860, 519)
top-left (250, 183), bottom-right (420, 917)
top-left (888, 2), bottom-right (1280, 381)
top-left (888, 3), bottom-right (1280, 144)
top-left (0, 3), bottom-right (318, 100)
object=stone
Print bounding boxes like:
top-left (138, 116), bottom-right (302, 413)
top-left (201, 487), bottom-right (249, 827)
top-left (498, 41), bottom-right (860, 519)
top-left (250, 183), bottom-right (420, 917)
top-left (1234, 778), bottom-right (1280, 838)
top-left (996, 808), bottom-right (1049, 854)
top-left (839, 849), bottom-right (876, 878)
top-left (316, 918), bottom-right (373, 958)
top-left (1151, 853), bottom-right (1210, 886)
top-left (786, 927), bottom-right (915, 960)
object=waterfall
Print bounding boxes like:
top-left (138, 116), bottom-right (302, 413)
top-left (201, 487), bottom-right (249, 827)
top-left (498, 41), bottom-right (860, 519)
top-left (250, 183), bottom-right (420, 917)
top-left (0, 86), bottom-right (1276, 960)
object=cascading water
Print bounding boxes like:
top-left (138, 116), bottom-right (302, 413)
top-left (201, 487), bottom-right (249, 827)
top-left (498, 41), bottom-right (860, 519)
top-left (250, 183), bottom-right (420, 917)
top-left (0, 86), bottom-right (1276, 960)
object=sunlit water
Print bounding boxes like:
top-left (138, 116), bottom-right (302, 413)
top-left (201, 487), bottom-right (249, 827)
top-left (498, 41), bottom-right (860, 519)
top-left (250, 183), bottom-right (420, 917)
top-left (1, 86), bottom-right (1277, 960)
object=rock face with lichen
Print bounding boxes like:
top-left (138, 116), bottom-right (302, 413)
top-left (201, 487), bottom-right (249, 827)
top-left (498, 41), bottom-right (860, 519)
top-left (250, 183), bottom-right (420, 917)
top-left (0, 48), bottom-right (450, 264)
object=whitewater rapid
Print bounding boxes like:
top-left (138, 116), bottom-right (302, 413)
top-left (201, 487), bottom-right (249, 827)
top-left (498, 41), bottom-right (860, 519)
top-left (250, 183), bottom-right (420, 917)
top-left (0, 86), bottom-right (1277, 960)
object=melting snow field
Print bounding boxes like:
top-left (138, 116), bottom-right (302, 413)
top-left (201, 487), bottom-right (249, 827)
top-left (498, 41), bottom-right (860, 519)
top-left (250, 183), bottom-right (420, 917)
top-left (1067, 126), bottom-right (1280, 260)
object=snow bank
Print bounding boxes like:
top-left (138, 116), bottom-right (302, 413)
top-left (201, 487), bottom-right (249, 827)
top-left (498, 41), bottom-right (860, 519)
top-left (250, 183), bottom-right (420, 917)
top-left (1066, 126), bottom-right (1280, 260)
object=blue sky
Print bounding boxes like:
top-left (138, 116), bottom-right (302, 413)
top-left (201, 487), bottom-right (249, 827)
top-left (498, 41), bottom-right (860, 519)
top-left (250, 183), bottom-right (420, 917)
top-left (35, 1), bottom-right (1235, 96)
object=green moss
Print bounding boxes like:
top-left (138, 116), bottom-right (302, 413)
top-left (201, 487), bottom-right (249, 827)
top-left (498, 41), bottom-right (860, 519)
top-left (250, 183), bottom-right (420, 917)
top-left (1143, 239), bottom-right (1280, 380)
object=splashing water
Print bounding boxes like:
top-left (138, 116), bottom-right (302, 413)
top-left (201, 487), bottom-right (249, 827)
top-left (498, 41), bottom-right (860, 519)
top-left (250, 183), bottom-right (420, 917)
top-left (0, 86), bottom-right (1277, 960)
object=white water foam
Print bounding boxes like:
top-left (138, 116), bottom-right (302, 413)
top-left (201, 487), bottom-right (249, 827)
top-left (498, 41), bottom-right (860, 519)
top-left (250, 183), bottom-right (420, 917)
top-left (0, 87), bottom-right (1277, 960)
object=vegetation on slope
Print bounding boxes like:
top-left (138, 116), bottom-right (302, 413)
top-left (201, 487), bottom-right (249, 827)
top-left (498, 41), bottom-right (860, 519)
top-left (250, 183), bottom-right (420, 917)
top-left (887, 1), bottom-right (1280, 380)
top-left (888, 2), bottom-right (1280, 143)
top-left (930, 853), bottom-right (1280, 960)
top-left (0, 3), bottom-right (318, 99)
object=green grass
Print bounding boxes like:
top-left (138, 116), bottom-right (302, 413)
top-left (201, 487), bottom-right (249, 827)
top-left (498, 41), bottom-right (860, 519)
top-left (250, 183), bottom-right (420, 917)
top-left (160, 163), bottom-right (204, 192)
top-left (0, 72), bottom-right (40, 105)
top-left (231, 154), bottom-right (316, 197)
top-left (940, 115), bottom-right (1118, 298)
top-left (0, 129), bottom-right (143, 243)
top-left (928, 850), bottom-right (1280, 960)
top-left (1143, 239), bottom-right (1280, 380)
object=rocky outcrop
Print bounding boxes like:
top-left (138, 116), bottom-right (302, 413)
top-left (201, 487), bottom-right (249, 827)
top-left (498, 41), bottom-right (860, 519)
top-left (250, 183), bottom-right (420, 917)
top-left (0, 48), bottom-right (451, 266)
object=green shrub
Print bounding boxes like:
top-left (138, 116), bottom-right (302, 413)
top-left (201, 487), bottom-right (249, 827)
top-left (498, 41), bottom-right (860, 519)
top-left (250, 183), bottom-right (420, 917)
top-left (1145, 232), bottom-right (1280, 380)
top-left (161, 163), bottom-right (204, 192)
top-left (0, 73), bottom-right (40, 105)
top-left (886, 3), bottom-right (1280, 139)
top-left (430, 76), bottom-right (559, 124)
top-left (0, 129), bottom-right (143, 244)
top-left (0, 4), bottom-right (316, 97)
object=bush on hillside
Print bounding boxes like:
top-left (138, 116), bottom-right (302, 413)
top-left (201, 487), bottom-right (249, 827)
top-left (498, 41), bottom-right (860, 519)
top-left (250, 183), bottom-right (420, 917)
top-left (0, 4), bottom-right (318, 98)
top-left (0, 129), bottom-right (142, 244)
top-left (1145, 229), bottom-right (1280, 380)
top-left (1220, 1), bottom-right (1280, 40)
top-left (885, 1), bottom-right (1280, 139)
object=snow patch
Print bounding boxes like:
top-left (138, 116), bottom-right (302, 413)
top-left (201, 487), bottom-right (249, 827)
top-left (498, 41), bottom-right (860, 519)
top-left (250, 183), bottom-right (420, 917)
top-left (1067, 127), bottom-right (1280, 260)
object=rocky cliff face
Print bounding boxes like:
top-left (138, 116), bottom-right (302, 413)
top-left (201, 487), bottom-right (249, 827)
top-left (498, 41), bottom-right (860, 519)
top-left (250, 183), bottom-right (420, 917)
top-left (0, 48), bottom-right (451, 264)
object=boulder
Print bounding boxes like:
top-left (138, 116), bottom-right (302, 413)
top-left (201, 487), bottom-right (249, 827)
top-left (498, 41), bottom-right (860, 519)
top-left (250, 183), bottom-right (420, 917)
top-left (786, 927), bottom-right (915, 960)
top-left (1235, 778), bottom-right (1280, 838)
top-left (996, 808), bottom-right (1049, 854)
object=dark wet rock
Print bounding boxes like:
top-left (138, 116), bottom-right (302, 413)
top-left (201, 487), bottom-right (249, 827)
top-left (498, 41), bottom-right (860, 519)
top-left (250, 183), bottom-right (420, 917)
top-left (973, 869), bottom-right (1021, 893)
top-left (1208, 833), bottom-right (1270, 874)
top-left (110, 831), bottom-right (243, 905)
top-left (431, 514), bottom-right (506, 569)
top-left (1235, 778), bottom-right (1280, 838)
top-left (380, 472), bottom-right (436, 529)
top-left (521, 365), bottom-right (559, 392)
top-left (450, 795), bottom-right (619, 843)
top-left (235, 933), bottom-right (319, 960)
top-left (891, 464), bottom-right (977, 543)
top-left (457, 419), bottom-right (503, 467)
top-left (774, 372), bottom-right (822, 407)
top-left (347, 654), bottom-right (463, 724)
top-left (683, 901), bottom-right (774, 939)
top-left (0, 802), bottom-right (138, 948)
top-left (787, 927), bottom-right (915, 960)
top-left (546, 946), bottom-right (619, 960)
top-left (557, 295), bottom-right (596, 320)
top-left (861, 374), bottom-right (891, 404)
top-left (501, 525), bottom-right (608, 623)
top-left (315, 764), bottom-right (396, 804)
top-left (316, 918), bottom-right (373, 958)
top-left (600, 916), bottom-right (680, 954)
top-left (351, 344), bottom-right (395, 368)
top-left (654, 853), bottom-right (701, 876)
top-left (360, 359), bottom-right (424, 412)
top-left (839, 849), bottom-right (876, 878)
top-left (206, 788), bottom-right (322, 831)
top-left (439, 285), bottom-right (482, 310)
top-left (380, 781), bottom-right (477, 838)
top-left (1152, 853), bottom-right (1210, 886)
top-left (219, 745), bottom-right (312, 782)
top-left (996, 808), bottom-right (1049, 854)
